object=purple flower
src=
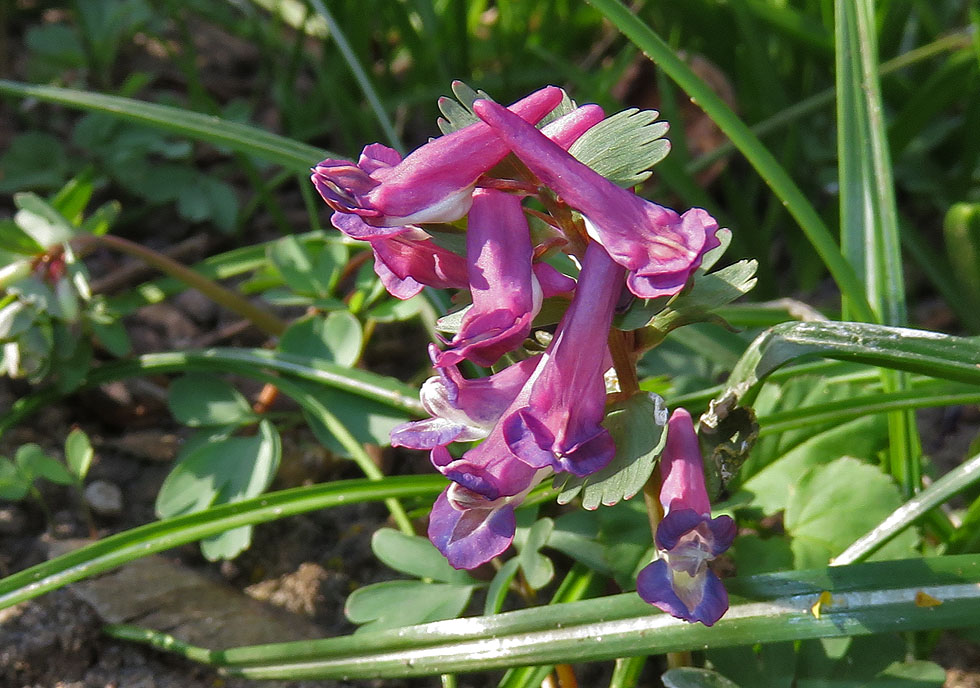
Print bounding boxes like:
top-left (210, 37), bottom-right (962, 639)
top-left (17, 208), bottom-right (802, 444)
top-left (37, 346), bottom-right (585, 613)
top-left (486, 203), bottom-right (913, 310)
top-left (311, 86), bottom-right (564, 228)
top-left (636, 408), bottom-right (736, 626)
top-left (433, 188), bottom-right (540, 367)
top-left (472, 98), bottom-right (721, 299)
top-left (332, 215), bottom-right (469, 299)
top-left (501, 242), bottom-right (623, 477)
top-left (428, 422), bottom-right (550, 569)
top-left (390, 345), bottom-right (540, 449)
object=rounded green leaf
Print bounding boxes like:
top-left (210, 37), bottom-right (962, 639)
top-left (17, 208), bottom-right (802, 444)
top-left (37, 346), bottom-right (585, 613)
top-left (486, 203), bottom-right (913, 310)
top-left (279, 312), bottom-right (363, 368)
top-left (167, 374), bottom-right (256, 427)
top-left (662, 668), bottom-right (741, 688)
top-left (0, 457), bottom-right (30, 500)
top-left (64, 428), bottom-right (93, 480)
top-left (344, 580), bottom-right (475, 632)
top-left (371, 528), bottom-right (475, 584)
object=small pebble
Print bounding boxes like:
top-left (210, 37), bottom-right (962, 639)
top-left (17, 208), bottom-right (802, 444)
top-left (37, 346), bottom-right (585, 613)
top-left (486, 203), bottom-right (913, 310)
top-left (84, 480), bottom-right (124, 517)
top-left (0, 505), bottom-right (28, 535)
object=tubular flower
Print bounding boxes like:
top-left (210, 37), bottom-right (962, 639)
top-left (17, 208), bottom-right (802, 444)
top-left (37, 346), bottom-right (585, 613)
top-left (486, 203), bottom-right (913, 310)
top-left (434, 188), bottom-right (540, 367)
top-left (311, 86), bottom-right (563, 228)
top-left (332, 214), bottom-right (468, 299)
top-left (501, 242), bottom-right (623, 477)
top-left (390, 345), bottom-right (541, 450)
top-left (636, 408), bottom-right (736, 626)
top-left (472, 98), bottom-right (721, 299)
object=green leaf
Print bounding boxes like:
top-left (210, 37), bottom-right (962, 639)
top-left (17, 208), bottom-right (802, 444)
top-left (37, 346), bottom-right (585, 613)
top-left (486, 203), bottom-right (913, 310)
top-left (568, 108), bottom-right (671, 186)
top-left (555, 393), bottom-right (668, 509)
top-left (662, 668), bottom-right (740, 688)
top-left (167, 374), bottom-right (256, 427)
top-left (279, 312), bottom-right (363, 368)
top-left (484, 558), bottom-right (522, 615)
top-left (784, 457), bottom-right (917, 569)
top-left (731, 534), bottom-right (794, 577)
top-left (268, 235), bottom-right (338, 299)
top-left (371, 528), bottom-right (475, 585)
top-left (299, 382), bottom-right (410, 452)
top-left (132, 554), bottom-right (980, 679)
top-left (0, 132), bottom-right (69, 193)
top-left (0, 81), bottom-right (331, 172)
top-left (617, 260), bottom-right (758, 331)
top-left (943, 202), bottom-right (980, 317)
top-left (13, 192), bottom-right (76, 247)
top-left (64, 428), bottom-right (93, 481)
top-left (0, 457), bottom-right (30, 500)
top-left (0, 219), bottom-right (44, 255)
top-left (718, 322), bottom-right (980, 408)
top-left (344, 580), bottom-right (475, 632)
top-left (514, 516), bottom-right (555, 590)
top-left (16, 444), bottom-right (74, 486)
top-left (155, 420), bottom-right (281, 521)
top-left (200, 525), bottom-right (254, 562)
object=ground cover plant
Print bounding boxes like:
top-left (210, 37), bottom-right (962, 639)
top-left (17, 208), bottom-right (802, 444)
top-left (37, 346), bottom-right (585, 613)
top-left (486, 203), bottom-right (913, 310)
top-left (2, 0), bottom-right (980, 686)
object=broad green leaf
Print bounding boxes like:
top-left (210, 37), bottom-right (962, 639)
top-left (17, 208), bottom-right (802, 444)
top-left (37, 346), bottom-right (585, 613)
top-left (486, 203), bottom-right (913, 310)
top-left (50, 173), bottom-right (94, 223)
top-left (267, 235), bottom-right (344, 298)
top-left (662, 667), bottom-right (740, 688)
top-left (568, 107), bottom-right (671, 186)
top-left (167, 374), bottom-right (256, 427)
top-left (737, 414), bottom-right (887, 515)
top-left (279, 312), bottom-right (363, 369)
top-left (299, 382), bottom-right (410, 452)
top-left (0, 301), bottom-right (33, 340)
top-left (200, 525), bottom-right (254, 562)
top-left (155, 420), bottom-right (281, 521)
top-left (64, 428), bottom-right (93, 480)
top-left (731, 534), bottom-right (794, 577)
top-left (0, 457), bottom-right (30, 500)
top-left (555, 393), bottom-right (668, 509)
top-left (13, 193), bottom-right (75, 247)
top-left (344, 580), bottom-right (475, 632)
top-left (0, 219), bottom-right (43, 255)
top-left (371, 528), bottom-right (475, 585)
top-left (0, 132), bottom-right (69, 193)
top-left (784, 457), bottom-right (917, 569)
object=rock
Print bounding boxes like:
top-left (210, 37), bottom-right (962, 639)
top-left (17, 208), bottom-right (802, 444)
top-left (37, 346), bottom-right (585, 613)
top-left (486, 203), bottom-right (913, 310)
top-left (84, 480), bottom-right (124, 517)
top-left (0, 504), bottom-right (28, 535)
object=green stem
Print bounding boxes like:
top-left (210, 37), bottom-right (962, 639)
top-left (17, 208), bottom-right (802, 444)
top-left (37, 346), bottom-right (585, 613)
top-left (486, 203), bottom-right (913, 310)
top-left (81, 234), bottom-right (287, 337)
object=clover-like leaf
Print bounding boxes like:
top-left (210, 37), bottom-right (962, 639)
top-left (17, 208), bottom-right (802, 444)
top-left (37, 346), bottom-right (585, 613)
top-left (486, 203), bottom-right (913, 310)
top-left (555, 392), bottom-right (668, 509)
top-left (371, 528), bottom-right (476, 585)
top-left (568, 108), bottom-right (670, 186)
top-left (279, 312), bottom-right (363, 368)
top-left (513, 513), bottom-right (555, 590)
top-left (167, 374), bottom-right (256, 427)
top-left (65, 428), bottom-right (93, 481)
top-left (345, 580), bottom-right (475, 633)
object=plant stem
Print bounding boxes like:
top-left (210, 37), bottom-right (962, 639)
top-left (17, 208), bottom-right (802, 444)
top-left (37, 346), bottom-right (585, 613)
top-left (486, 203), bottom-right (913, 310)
top-left (77, 233), bottom-right (287, 337)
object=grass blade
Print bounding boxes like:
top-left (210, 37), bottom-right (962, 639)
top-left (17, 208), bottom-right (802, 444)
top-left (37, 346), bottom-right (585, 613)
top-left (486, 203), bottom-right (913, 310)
top-left (585, 0), bottom-right (874, 321)
top-left (0, 80), bottom-right (332, 171)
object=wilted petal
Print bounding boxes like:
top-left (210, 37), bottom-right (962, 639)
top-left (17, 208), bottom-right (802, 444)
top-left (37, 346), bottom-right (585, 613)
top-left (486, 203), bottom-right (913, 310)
top-left (500, 242), bottom-right (622, 477)
top-left (312, 86), bottom-right (564, 227)
top-left (472, 98), bottom-right (720, 299)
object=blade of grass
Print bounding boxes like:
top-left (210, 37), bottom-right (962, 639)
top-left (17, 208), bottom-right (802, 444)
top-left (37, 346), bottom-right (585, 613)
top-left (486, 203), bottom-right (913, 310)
top-left (0, 475), bottom-right (444, 611)
top-left (586, 0), bottom-right (874, 321)
top-left (105, 555), bottom-right (980, 678)
top-left (306, 0), bottom-right (403, 154)
top-left (836, 0), bottom-right (920, 495)
top-left (0, 80), bottom-right (332, 170)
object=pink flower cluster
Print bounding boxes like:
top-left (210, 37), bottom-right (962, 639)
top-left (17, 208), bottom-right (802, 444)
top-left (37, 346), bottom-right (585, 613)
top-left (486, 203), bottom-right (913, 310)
top-left (313, 85), bottom-right (730, 623)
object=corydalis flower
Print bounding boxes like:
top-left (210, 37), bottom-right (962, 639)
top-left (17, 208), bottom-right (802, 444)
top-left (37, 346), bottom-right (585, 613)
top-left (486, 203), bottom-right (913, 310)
top-left (636, 408), bottom-right (735, 626)
top-left (502, 242), bottom-right (623, 477)
top-left (332, 214), bottom-right (468, 299)
top-left (429, 421), bottom-right (550, 570)
top-left (472, 98), bottom-right (721, 299)
top-left (312, 87), bottom-right (563, 228)
top-left (390, 345), bottom-right (540, 449)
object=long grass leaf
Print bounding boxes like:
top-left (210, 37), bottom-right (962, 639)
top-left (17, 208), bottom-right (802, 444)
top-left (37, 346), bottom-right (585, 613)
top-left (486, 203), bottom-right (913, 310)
top-left (0, 80), bottom-right (332, 170)
top-left (585, 0), bottom-right (874, 321)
